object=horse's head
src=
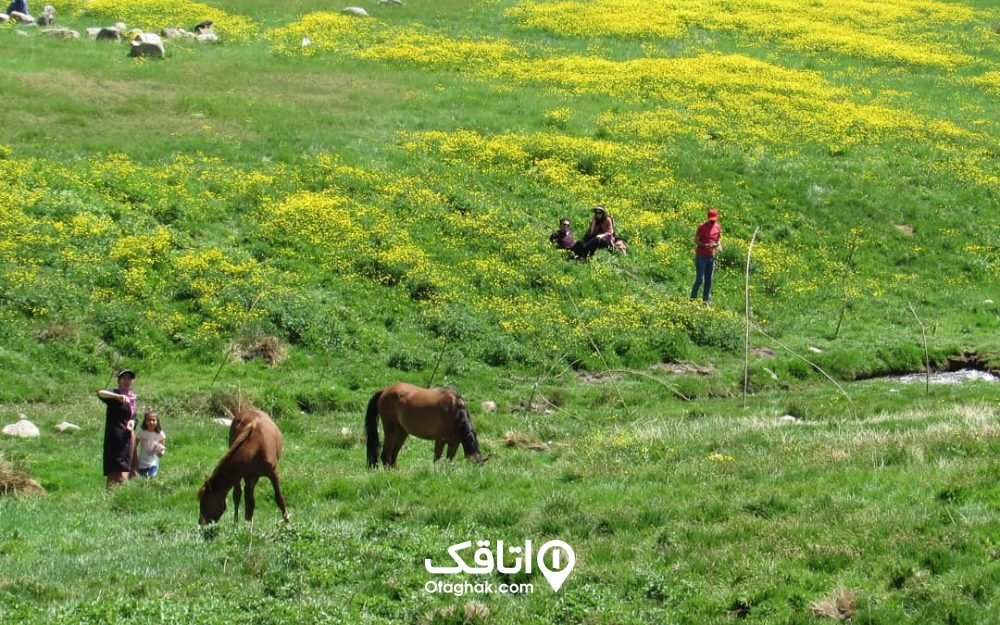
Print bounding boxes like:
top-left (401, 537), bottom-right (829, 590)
top-left (197, 482), bottom-right (226, 524)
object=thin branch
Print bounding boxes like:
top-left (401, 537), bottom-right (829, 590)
top-left (908, 301), bottom-right (931, 396)
top-left (605, 368), bottom-right (690, 401)
top-left (833, 234), bottom-right (858, 339)
top-left (559, 285), bottom-right (631, 417)
top-left (753, 324), bottom-right (852, 407)
top-left (743, 226), bottom-right (760, 407)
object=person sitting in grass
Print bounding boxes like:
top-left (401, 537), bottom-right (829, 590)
top-left (549, 217), bottom-right (575, 251)
top-left (572, 205), bottom-right (626, 258)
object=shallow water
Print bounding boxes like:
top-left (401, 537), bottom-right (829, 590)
top-left (895, 369), bottom-right (997, 385)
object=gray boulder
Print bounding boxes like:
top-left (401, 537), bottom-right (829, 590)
top-left (42, 28), bottom-right (78, 39)
top-left (130, 32), bottom-right (165, 58)
top-left (341, 6), bottom-right (370, 17)
top-left (9, 10), bottom-right (34, 24)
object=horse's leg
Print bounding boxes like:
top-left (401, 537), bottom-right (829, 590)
top-left (382, 416), bottom-right (404, 468)
top-left (390, 432), bottom-right (408, 467)
top-left (268, 471), bottom-right (290, 523)
top-left (244, 476), bottom-right (259, 522)
top-left (232, 480), bottom-right (243, 527)
top-left (446, 442), bottom-right (460, 461)
top-left (434, 439), bottom-right (445, 462)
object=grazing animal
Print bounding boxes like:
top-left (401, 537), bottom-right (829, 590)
top-left (366, 383), bottom-right (485, 468)
top-left (198, 408), bottom-right (290, 526)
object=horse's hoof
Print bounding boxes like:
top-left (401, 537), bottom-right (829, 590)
top-left (283, 513), bottom-right (291, 523)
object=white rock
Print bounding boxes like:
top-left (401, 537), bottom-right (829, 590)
top-left (379, 0), bottom-right (404, 4)
top-left (9, 10), bottom-right (33, 24)
top-left (481, 401), bottom-right (497, 413)
top-left (213, 418), bottom-right (232, 427)
top-left (195, 32), bottom-right (218, 43)
top-left (779, 415), bottom-right (798, 423)
top-left (85, 27), bottom-right (102, 38)
top-left (3, 417), bottom-right (40, 438)
top-left (0, 13), bottom-right (9, 23)
top-left (984, 299), bottom-right (994, 305)
top-left (130, 32), bottom-right (165, 58)
top-left (15, 29), bottom-right (29, 36)
top-left (301, 36), bottom-right (311, 47)
top-left (55, 422), bottom-right (80, 433)
top-left (340, 426), bottom-right (351, 436)
top-left (807, 346), bottom-right (823, 354)
top-left (341, 6), bottom-right (370, 17)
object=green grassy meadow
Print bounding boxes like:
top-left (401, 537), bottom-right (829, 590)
top-left (0, 0), bottom-right (998, 623)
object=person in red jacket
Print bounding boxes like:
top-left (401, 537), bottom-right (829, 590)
top-left (690, 208), bottom-right (722, 302)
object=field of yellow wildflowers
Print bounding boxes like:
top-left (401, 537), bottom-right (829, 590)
top-left (0, 1), bottom-right (997, 623)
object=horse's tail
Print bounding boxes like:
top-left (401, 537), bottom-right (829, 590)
top-left (365, 391), bottom-right (383, 469)
top-left (455, 397), bottom-right (482, 462)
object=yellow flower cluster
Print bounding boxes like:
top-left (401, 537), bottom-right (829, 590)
top-left (507, 0), bottom-right (978, 67)
top-left (265, 12), bottom-right (388, 56)
top-left (80, 0), bottom-right (258, 41)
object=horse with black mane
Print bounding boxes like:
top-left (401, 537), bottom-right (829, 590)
top-left (198, 407), bottom-right (290, 526)
top-left (366, 383), bottom-right (486, 468)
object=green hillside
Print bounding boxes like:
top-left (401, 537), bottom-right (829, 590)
top-left (0, 1), bottom-right (997, 623)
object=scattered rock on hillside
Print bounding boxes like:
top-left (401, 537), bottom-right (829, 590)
top-left (650, 362), bottom-right (717, 376)
top-left (37, 4), bottom-right (54, 26)
top-left (893, 224), bottom-right (914, 236)
top-left (0, 13), bottom-right (9, 23)
top-left (96, 27), bottom-right (123, 41)
top-left (342, 6), bottom-right (370, 17)
top-left (42, 28), bottom-right (79, 39)
top-left (161, 27), bottom-right (195, 40)
top-left (763, 367), bottom-right (779, 380)
top-left (3, 416), bottom-right (40, 438)
top-left (379, 0), bottom-right (404, 5)
top-left (984, 299), bottom-right (994, 305)
top-left (481, 401), bottom-right (497, 413)
top-left (9, 10), bottom-right (33, 23)
top-left (752, 347), bottom-right (776, 358)
top-left (503, 431), bottom-right (549, 451)
top-left (130, 33), bottom-right (165, 59)
top-left (213, 418), bottom-right (233, 427)
top-left (779, 415), bottom-right (799, 424)
top-left (808, 346), bottom-right (823, 354)
top-left (55, 422), bottom-right (80, 433)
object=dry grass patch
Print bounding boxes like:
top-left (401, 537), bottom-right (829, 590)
top-left (810, 587), bottom-right (857, 620)
top-left (0, 453), bottom-right (45, 496)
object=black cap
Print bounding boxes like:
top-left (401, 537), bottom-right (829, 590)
top-left (117, 369), bottom-right (136, 380)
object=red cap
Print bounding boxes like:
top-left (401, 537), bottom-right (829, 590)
top-left (707, 209), bottom-right (719, 220)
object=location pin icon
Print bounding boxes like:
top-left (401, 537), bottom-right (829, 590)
top-left (537, 540), bottom-right (575, 592)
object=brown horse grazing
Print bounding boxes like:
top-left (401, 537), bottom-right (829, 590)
top-left (198, 408), bottom-right (290, 526)
top-left (366, 383), bottom-right (485, 468)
